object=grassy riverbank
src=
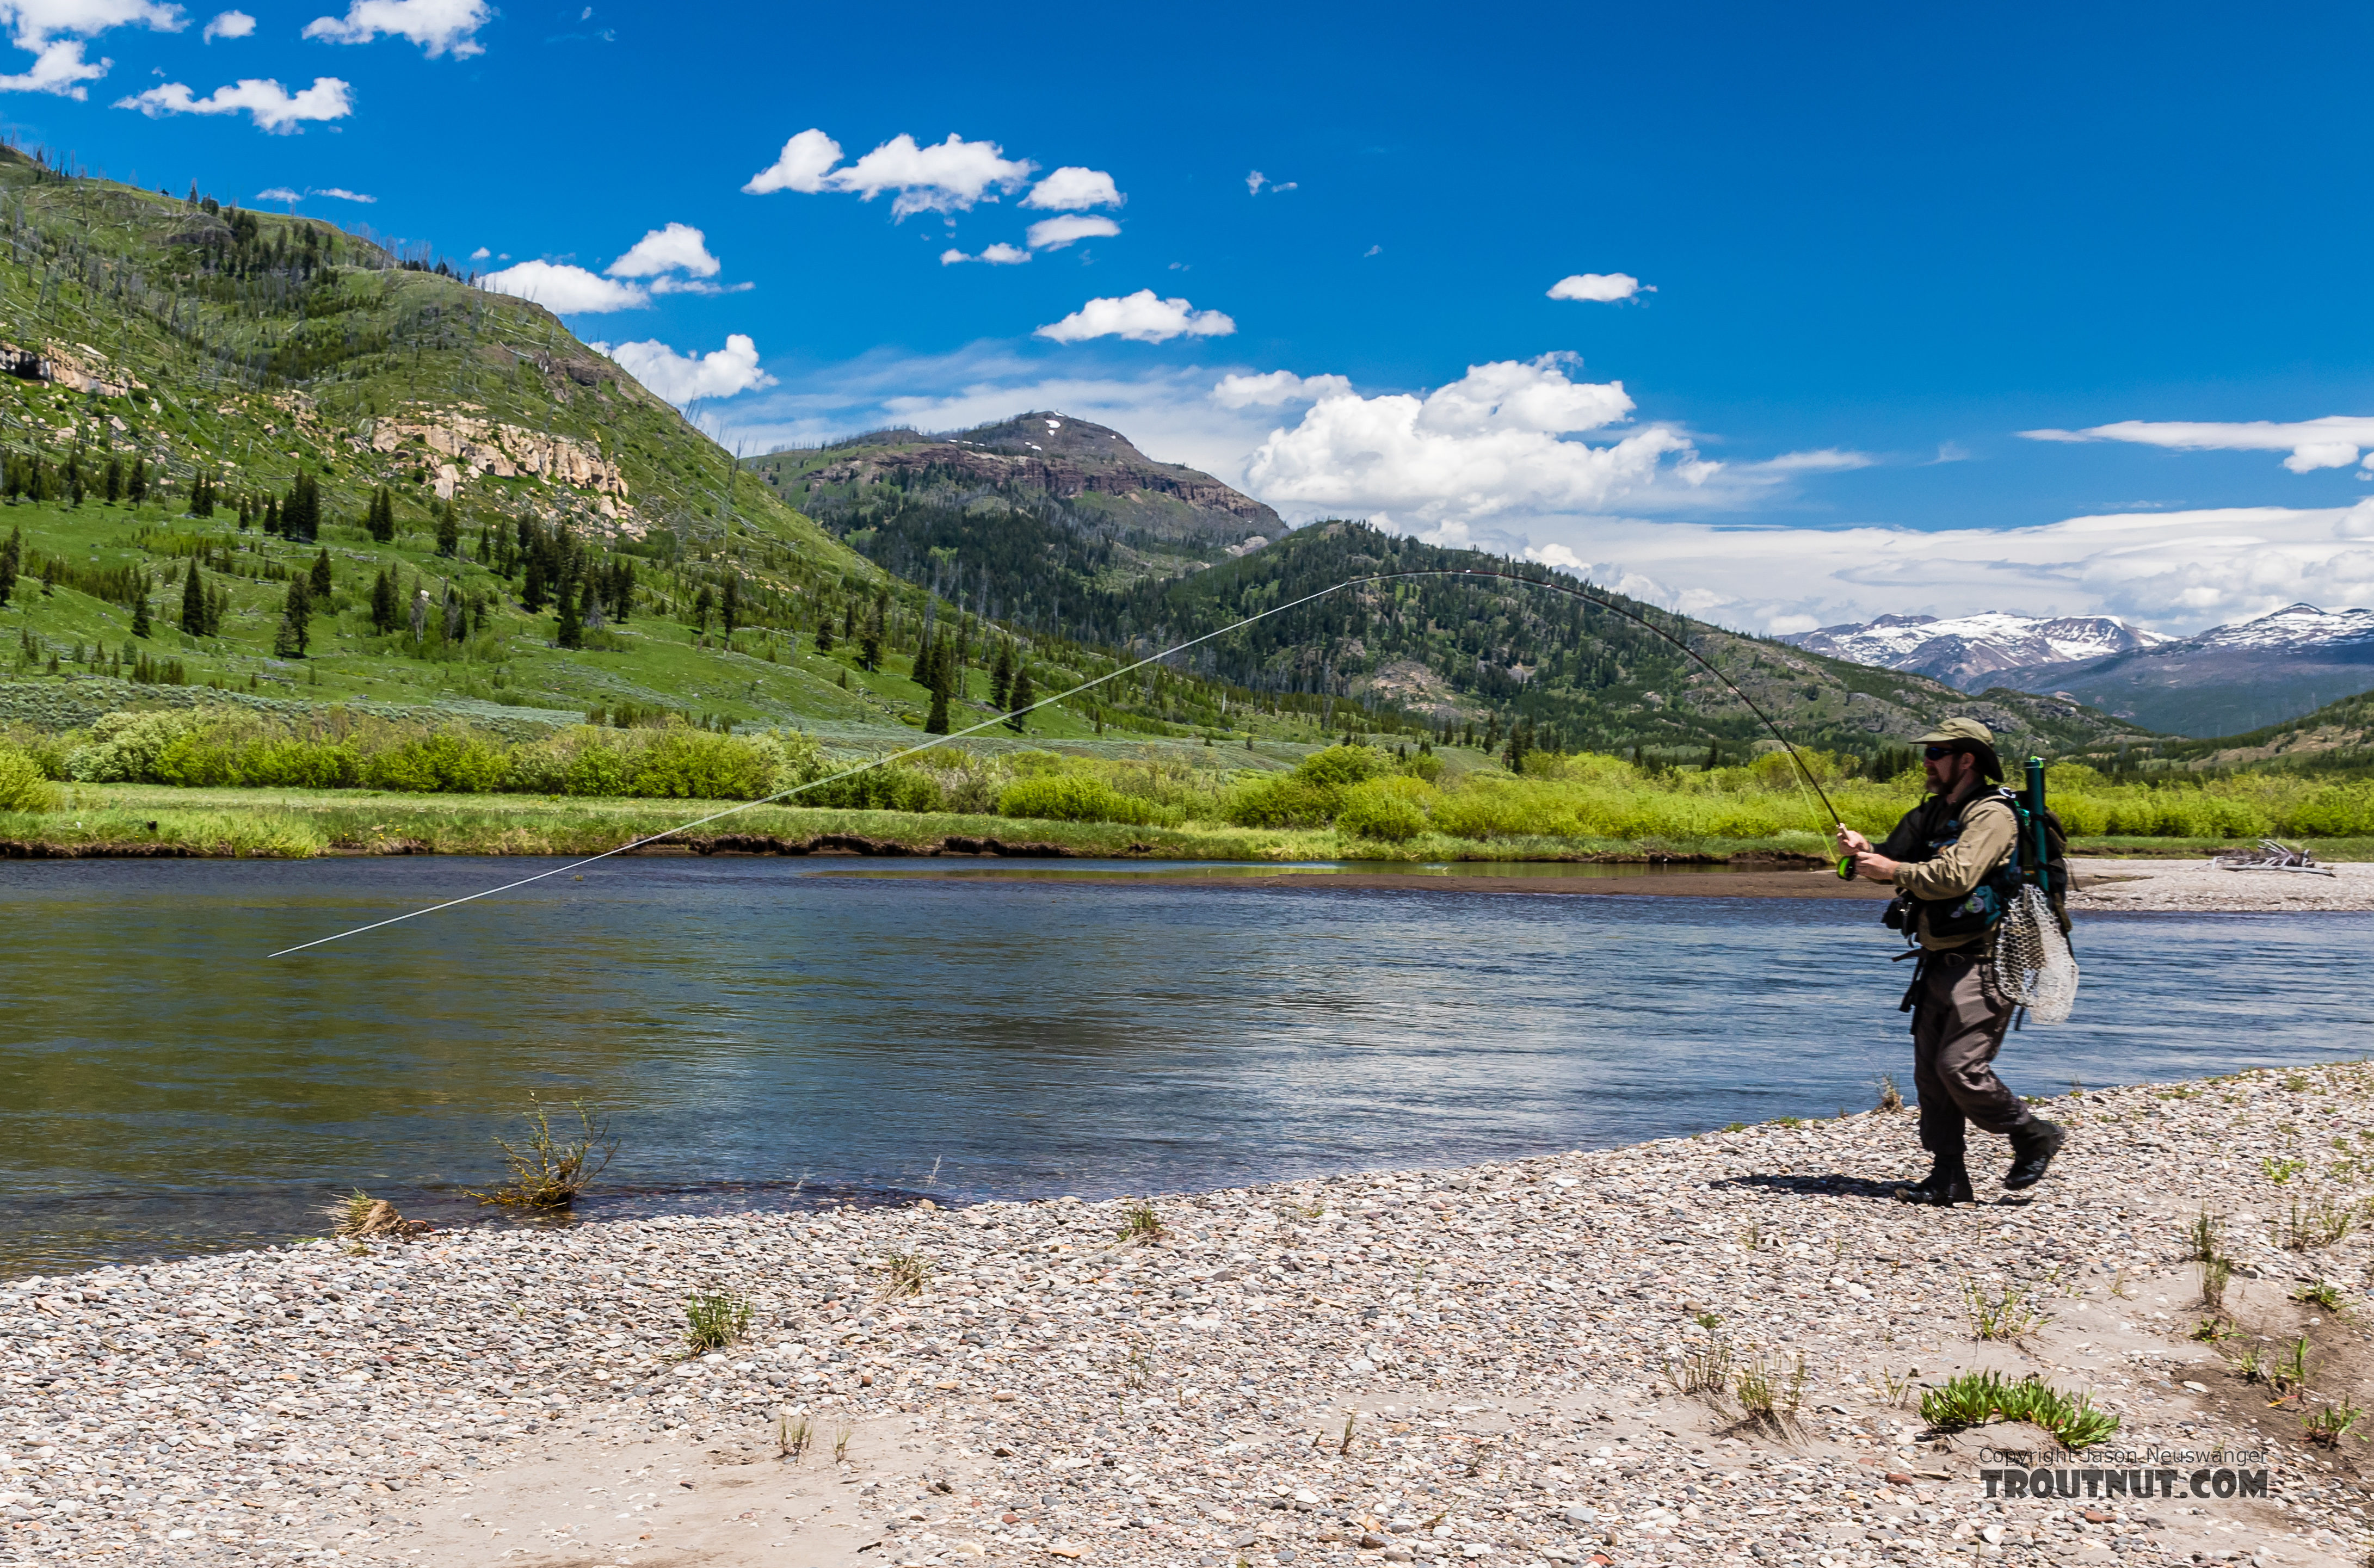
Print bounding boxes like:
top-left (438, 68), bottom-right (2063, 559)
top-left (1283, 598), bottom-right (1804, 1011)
top-left (5, 780), bottom-right (2371, 862)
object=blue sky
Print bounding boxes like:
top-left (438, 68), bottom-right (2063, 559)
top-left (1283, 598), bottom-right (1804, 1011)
top-left (11, 0), bottom-right (2374, 634)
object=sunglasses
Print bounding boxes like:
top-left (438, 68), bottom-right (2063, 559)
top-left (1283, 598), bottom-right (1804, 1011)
top-left (1922, 745), bottom-right (1963, 761)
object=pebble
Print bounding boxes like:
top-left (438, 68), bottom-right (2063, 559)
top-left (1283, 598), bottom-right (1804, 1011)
top-left (2, 1063), bottom-right (2369, 1566)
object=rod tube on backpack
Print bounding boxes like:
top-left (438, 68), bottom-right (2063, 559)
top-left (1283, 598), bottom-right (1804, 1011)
top-left (2025, 756), bottom-right (2049, 890)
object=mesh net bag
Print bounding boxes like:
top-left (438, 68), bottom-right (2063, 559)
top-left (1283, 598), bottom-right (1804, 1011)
top-left (1993, 884), bottom-right (2079, 1024)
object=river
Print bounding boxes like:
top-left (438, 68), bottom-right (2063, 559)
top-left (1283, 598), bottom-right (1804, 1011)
top-left (3, 857), bottom-right (2365, 1275)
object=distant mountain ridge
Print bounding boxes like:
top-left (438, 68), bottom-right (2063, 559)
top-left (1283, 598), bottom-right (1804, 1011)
top-left (1780, 611), bottom-right (2167, 688)
top-left (1791, 603), bottom-right (2374, 739)
top-left (749, 412), bottom-right (1279, 550)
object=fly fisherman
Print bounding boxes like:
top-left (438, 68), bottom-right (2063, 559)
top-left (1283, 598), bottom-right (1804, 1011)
top-left (1834, 719), bottom-right (2067, 1206)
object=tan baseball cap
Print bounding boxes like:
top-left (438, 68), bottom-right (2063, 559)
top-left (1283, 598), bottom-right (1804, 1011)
top-left (1913, 717), bottom-right (2003, 781)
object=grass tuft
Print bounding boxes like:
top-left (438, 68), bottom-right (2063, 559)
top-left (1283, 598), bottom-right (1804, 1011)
top-left (1118, 1199), bottom-right (1165, 1245)
top-left (470, 1096), bottom-right (617, 1209)
top-left (684, 1291), bottom-right (751, 1354)
top-left (1920, 1371), bottom-right (2120, 1449)
top-left (2303, 1400), bottom-right (2363, 1447)
top-left (1667, 1337), bottom-right (1732, 1398)
top-left (1874, 1074), bottom-right (1903, 1114)
top-left (880, 1250), bottom-right (932, 1299)
top-left (2275, 1197), bottom-right (2357, 1251)
top-left (1961, 1277), bottom-right (2050, 1341)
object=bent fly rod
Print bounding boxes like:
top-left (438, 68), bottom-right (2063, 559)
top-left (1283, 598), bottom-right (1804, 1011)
top-left (268, 567), bottom-right (1847, 958)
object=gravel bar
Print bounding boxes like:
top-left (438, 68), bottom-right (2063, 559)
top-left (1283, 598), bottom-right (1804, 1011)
top-left (4, 1064), bottom-right (2370, 1567)
top-left (2069, 858), bottom-right (2373, 914)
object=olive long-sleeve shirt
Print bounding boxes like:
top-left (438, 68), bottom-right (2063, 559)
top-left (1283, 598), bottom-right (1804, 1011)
top-left (1878, 791), bottom-right (2018, 950)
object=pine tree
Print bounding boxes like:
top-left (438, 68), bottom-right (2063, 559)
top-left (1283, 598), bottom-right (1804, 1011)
top-left (369, 568), bottom-right (398, 633)
top-left (989, 639), bottom-right (1013, 711)
top-left (1703, 740), bottom-right (1721, 773)
top-left (689, 583), bottom-right (713, 632)
top-left (262, 495), bottom-right (280, 535)
top-left (366, 485), bottom-right (394, 543)
top-left (521, 548), bottom-right (550, 614)
top-left (309, 548), bottom-right (332, 601)
top-left (720, 575), bottom-right (742, 635)
top-left (0, 526), bottom-right (18, 604)
top-left (434, 497), bottom-right (458, 558)
top-left (610, 559), bottom-right (634, 622)
top-left (103, 455), bottom-right (121, 503)
top-left (925, 671), bottom-right (951, 734)
top-left (131, 591), bottom-right (151, 639)
top-left (273, 576), bottom-right (311, 657)
top-left (127, 456), bottom-right (146, 504)
top-left (858, 590), bottom-right (884, 671)
top-left (814, 613), bottom-right (835, 653)
top-left (556, 576), bottom-right (583, 649)
top-left (1004, 660), bottom-right (1034, 732)
top-left (181, 561), bottom-right (206, 634)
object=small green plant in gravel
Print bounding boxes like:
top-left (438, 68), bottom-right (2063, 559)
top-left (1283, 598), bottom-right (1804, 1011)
top-left (2295, 1281), bottom-right (2346, 1311)
top-left (2186, 1206), bottom-right (2226, 1263)
top-left (1878, 1368), bottom-right (1914, 1407)
top-left (1118, 1200), bottom-right (1166, 1244)
top-left (2191, 1317), bottom-right (2238, 1343)
top-left (2276, 1197), bottom-right (2356, 1251)
top-left (881, 1250), bottom-right (933, 1299)
top-left (2303, 1400), bottom-right (2362, 1447)
top-left (1734, 1353), bottom-right (1806, 1429)
top-left (684, 1291), bottom-right (751, 1353)
top-left (776, 1412), bottom-right (811, 1461)
top-left (2199, 1254), bottom-right (2234, 1311)
top-left (2263, 1156), bottom-right (2306, 1184)
top-left (2272, 1336), bottom-right (2313, 1401)
top-left (1921, 1371), bottom-right (2120, 1450)
top-left (1668, 1337), bottom-right (1733, 1397)
top-left (470, 1097), bottom-right (617, 1209)
top-left (1962, 1277), bottom-right (2050, 1341)
top-left (1874, 1074), bottom-right (1903, 1113)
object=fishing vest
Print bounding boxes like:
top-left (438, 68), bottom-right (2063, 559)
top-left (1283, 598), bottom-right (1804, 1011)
top-left (1901, 791), bottom-right (2027, 942)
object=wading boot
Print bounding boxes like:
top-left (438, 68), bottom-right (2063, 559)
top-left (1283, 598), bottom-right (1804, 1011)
top-left (1895, 1158), bottom-right (1974, 1207)
top-left (2003, 1118), bottom-right (2067, 1191)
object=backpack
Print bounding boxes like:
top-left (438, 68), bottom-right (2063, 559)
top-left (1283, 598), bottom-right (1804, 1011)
top-left (2002, 787), bottom-right (2074, 936)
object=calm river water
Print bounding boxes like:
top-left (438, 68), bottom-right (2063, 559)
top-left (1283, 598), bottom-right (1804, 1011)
top-left (3, 857), bottom-right (2366, 1275)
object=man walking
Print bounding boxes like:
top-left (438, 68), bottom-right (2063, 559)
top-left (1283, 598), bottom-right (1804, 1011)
top-left (1836, 719), bottom-right (2066, 1205)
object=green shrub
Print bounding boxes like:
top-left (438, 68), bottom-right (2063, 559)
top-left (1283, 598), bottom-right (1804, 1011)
top-left (1336, 776), bottom-right (1431, 842)
top-left (997, 771), bottom-right (1155, 825)
top-left (0, 742), bottom-right (60, 812)
top-left (362, 730), bottom-right (513, 793)
top-left (1293, 742), bottom-right (1395, 787)
top-left (626, 729), bottom-right (777, 800)
top-left (2287, 782), bottom-right (2374, 838)
top-left (800, 760), bottom-right (942, 812)
top-left (65, 709), bottom-right (206, 782)
top-left (1223, 773), bottom-right (1342, 828)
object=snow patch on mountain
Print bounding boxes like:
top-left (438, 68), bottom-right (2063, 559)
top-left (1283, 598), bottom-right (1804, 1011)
top-left (1778, 612), bottom-right (2168, 689)
top-left (2191, 603), bottom-right (2374, 653)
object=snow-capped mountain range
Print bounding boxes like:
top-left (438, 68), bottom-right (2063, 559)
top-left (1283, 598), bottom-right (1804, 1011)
top-left (1783, 604), bottom-right (2374, 738)
top-left (1779, 613), bottom-right (2170, 688)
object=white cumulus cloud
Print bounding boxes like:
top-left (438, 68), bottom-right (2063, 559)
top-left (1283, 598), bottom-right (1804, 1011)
top-left (594, 334), bottom-right (775, 406)
top-left (303, 0), bottom-right (486, 57)
top-left (0, 0), bottom-right (187, 97)
top-left (1026, 213), bottom-right (1117, 251)
top-left (744, 128), bottom-right (1033, 219)
top-left (1547, 272), bottom-right (1648, 303)
top-left (115, 73), bottom-right (352, 131)
top-left (200, 6), bottom-right (249, 38)
top-left (743, 128), bottom-right (842, 194)
top-left (254, 185), bottom-right (298, 201)
top-left (1023, 165), bottom-right (1122, 210)
top-left (941, 243), bottom-right (1030, 266)
top-left (606, 221), bottom-right (719, 280)
top-left (1210, 369), bottom-right (1354, 409)
top-left (2021, 413), bottom-right (2374, 476)
top-left (1241, 355), bottom-right (1699, 527)
top-left (480, 260), bottom-right (648, 313)
top-left (1037, 289), bottom-right (1236, 344)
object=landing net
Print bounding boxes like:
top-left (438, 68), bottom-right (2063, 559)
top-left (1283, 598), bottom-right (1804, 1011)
top-left (1992, 884), bottom-right (2078, 1024)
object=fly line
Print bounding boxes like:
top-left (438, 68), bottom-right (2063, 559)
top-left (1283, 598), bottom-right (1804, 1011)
top-left (268, 567), bottom-right (1846, 957)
